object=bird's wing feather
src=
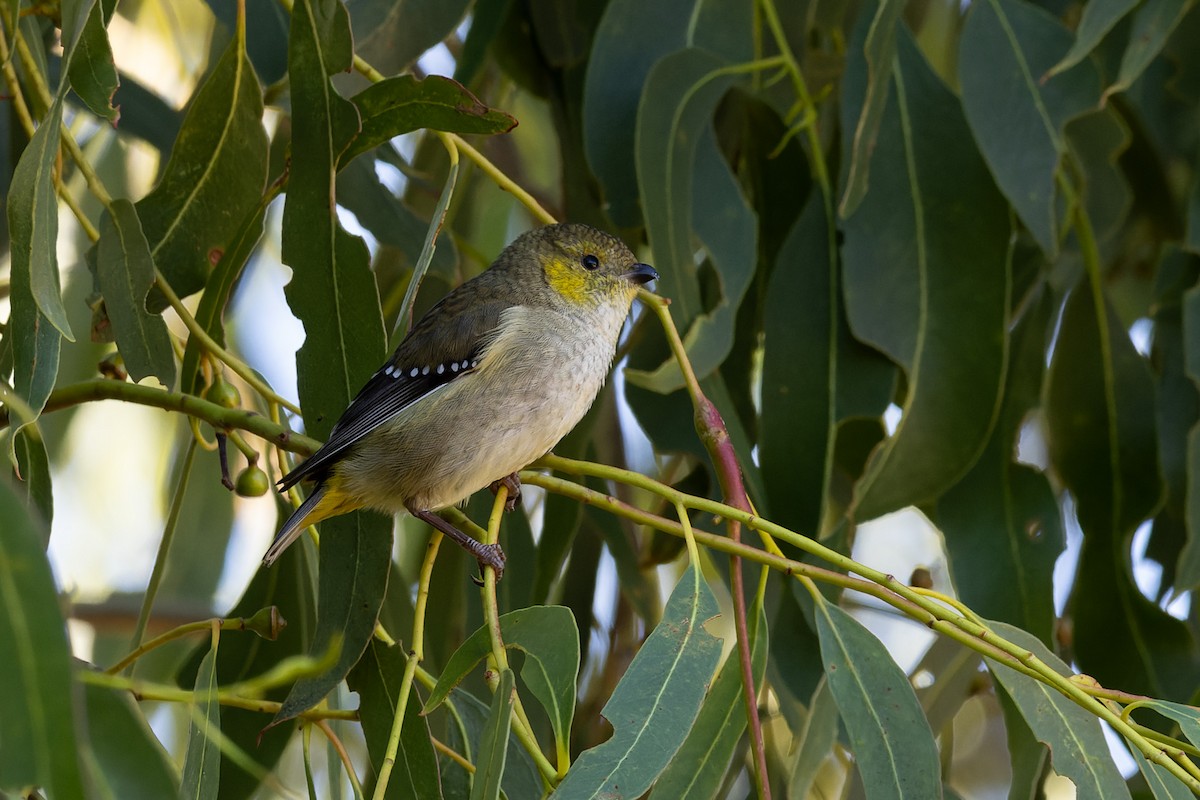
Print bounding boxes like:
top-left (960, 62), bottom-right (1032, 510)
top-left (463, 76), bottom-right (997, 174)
top-left (279, 296), bottom-right (513, 489)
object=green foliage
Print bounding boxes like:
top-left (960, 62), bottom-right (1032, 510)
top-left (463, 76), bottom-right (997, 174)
top-left (3, 0), bottom-right (1200, 797)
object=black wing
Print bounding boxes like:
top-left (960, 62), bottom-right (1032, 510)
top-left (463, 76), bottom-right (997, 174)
top-left (279, 295), bottom-right (512, 490)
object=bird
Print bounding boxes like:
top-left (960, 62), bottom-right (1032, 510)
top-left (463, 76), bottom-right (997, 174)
top-left (263, 223), bottom-right (658, 575)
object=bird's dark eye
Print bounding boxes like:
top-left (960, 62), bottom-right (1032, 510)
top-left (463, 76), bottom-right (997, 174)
top-left (581, 254), bottom-right (600, 271)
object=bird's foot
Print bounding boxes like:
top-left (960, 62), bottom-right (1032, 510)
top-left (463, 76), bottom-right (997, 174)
top-left (489, 473), bottom-right (522, 512)
top-left (411, 507), bottom-right (507, 581)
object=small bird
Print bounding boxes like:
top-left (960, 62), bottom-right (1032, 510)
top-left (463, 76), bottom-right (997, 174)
top-left (263, 223), bottom-right (658, 574)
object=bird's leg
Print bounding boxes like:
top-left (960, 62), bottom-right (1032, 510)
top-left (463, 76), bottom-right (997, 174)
top-left (488, 473), bottom-right (522, 512)
top-left (409, 506), bottom-right (506, 579)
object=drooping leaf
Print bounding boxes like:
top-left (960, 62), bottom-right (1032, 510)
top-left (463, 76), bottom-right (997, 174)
top-left (274, 0), bottom-right (392, 724)
top-left (994, 682), bottom-right (1049, 800)
top-left (84, 681), bottom-right (180, 799)
top-left (1047, 282), bottom-right (1200, 700)
top-left (470, 668), bottom-right (515, 800)
top-left (648, 604), bottom-right (767, 800)
top-left (1106, 0), bottom-right (1195, 99)
top-left (180, 644), bottom-right (221, 799)
top-left (1047, 0), bottom-right (1139, 78)
top-left (176, 540), bottom-right (315, 800)
top-left (8, 97), bottom-right (73, 352)
top-left (439, 688), bottom-right (541, 800)
top-left (346, 0), bottom-right (473, 76)
top-left (0, 477), bottom-right (88, 799)
top-left (842, 29), bottom-right (1011, 521)
top-left (347, 641), bottom-right (442, 800)
top-left (342, 75), bottom-right (516, 165)
top-left (179, 200), bottom-right (269, 396)
top-left (629, 49), bottom-right (753, 391)
top-left (984, 622), bottom-right (1132, 799)
top-left (13, 429), bottom-right (53, 529)
top-left (582, 0), bottom-right (750, 227)
top-left (1178, 281), bottom-right (1200, 588)
top-left (761, 200), bottom-right (835, 539)
top-left (134, 14), bottom-right (268, 306)
top-left (959, 0), bottom-right (1101, 257)
top-left (67, 0), bottom-right (119, 122)
top-left (425, 605), bottom-right (579, 760)
top-left (1131, 747), bottom-right (1195, 799)
top-left (787, 676), bottom-right (839, 800)
top-left (839, 0), bottom-right (904, 216)
top-left (549, 565), bottom-right (723, 799)
top-left (813, 597), bottom-right (942, 799)
top-left (96, 199), bottom-right (176, 386)
top-left (938, 292), bottom-right (1062, 644)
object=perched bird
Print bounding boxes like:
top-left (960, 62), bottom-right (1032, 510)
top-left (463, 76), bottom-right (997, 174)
top-left (263, 223), bottom-right (657, 574)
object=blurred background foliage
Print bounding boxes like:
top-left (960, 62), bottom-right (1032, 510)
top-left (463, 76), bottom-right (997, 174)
top-left (3, 0), bottom-right (1200, 797)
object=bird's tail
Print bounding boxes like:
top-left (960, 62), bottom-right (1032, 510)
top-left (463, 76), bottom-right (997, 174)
top-left (262, 480), bottom-right (358, 566)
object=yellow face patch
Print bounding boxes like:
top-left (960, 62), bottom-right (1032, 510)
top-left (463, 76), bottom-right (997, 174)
top-left (544, 255), bottom-right (596, 306)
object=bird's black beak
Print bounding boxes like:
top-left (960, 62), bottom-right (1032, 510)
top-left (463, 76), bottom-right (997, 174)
top-left (623, 263), bottom-right (659, 285)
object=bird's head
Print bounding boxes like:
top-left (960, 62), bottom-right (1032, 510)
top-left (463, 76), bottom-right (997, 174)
top-left (515, 223), bottom-right (657, 310)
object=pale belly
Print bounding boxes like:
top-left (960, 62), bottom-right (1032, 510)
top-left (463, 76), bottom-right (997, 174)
top-left (335, 305), bottom-right (620, 513)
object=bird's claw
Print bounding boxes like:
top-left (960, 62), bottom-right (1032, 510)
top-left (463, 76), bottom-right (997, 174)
top-left (489, 473), bottom-right (522, 512)
top-left (474, 542), bottom-right (506, 582)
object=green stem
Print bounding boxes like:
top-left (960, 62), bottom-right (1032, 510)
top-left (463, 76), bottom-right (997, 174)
top-left (0, 379), bottom-right (319, 454)
top-left (127, 438), bottom-right (198, 672)
top-left (479, 486), bottom-right (558, 785)
top-left (108, 606), bottom-right (283, 675)
top-left (373, 532), bottom-right (442, 800)
top-left (154, 270), bottom-right (303, 416)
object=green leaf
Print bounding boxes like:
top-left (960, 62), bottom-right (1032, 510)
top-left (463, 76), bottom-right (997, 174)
top-left (1131, 747), bottom-right (1194, 799)
top-left (839, 0), bottom-right (904, 216)
top-left (983, 621), bottom-right (1131, 799)
top-left (440, 689), bottom-right (541, 800)
top-left (842, 30), bottom-right (1011, 521)
top-left (176, 540), bottom-right (315, 799)
top-left (96, 199), bottom-right (177, 386)
top-left (346, 0), bottom-right (472, 75)
top-left (67, 0), bottom-right (119, 122)
top-left (347, 641), bottom-right (442, 800)
top-left (583, 0), bottom-right (749, 227)
top-left (0, 477), bottom-right (87, 799)
top-left (938, 292), bottom-right (1063, 644)
top-left (1106, 0), bottom-right (1195, 98)
top-left (1047, 282), bottom-right (1200, 700)
top-left (1047, 0), bottom-right (1139, 77)
top-left (994, 682), bottom-right (1049, 800)
top-left (134, 16), bottom-right (268, 306)
top-left (470, 668), bottom-right (515, 800)
top-left (912, 637), bottom-right (982, 735)
top-left (181, 644), bottom-right (221, 799)
top-left (8, 97), bottom-right (73, 342)
top-left (13, 429), bottom-right (53, 529)
top-left (425, 605), bottom-right (579, 758)
top-left (761, 200), bottom-right (835, 538)
top-left (649, 604), bottom-right (767, 800)
top-left (83, 681), bottom-right (180, 799)
top-left (549, 565), bottom-right (722, 799)
top-left (959, 0), bottom-right (1101, 257)
top-left (274, 0), bottom-right (392, 724)
top-left (1127, 699), bottom-right (1200, 746)
top-left (179, 200), bottom-right (269, 395)
top-left (342, 75), bottom-right (516, 165)
top-left (813, 597), bottom-right (941, 800)
top-left (1066, 107), bottom-right (1133, 246)
top-left (787, 676), bottom-right (839, 800)
top-left (629, 49), bottom-right (751, 391)
top-left (1178, 282), bottom-right (1200, 588)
